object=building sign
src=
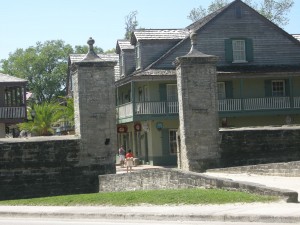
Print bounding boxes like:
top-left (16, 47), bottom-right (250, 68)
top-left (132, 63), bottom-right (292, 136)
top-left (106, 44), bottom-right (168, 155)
top-left (117, 125), bottom-right (128, 133)
top-left (134, 123), bottom-right (142, 132)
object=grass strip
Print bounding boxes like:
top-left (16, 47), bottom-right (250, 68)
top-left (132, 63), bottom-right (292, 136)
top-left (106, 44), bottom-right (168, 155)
top-left (0, 188), bottom-right (279, 206)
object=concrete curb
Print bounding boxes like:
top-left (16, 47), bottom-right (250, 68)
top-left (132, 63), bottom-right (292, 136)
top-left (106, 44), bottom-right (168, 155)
top-left (1, 204), bottom-right (300, 223)
top-left (0, 210), bottom-right (300, 223)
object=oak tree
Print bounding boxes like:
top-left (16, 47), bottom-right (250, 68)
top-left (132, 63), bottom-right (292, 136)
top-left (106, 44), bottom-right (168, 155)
top-left (187, 0), bottom-right (294, 27)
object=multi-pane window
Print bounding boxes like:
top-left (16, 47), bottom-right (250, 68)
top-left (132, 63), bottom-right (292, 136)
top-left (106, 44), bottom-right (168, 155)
top-left (217, 82), bottom-right (226, 100)
top-left (167, 84), bottom-right (178, 101)
top-left (272, 80), bottom-right (285, 97)
top-left (169, 130), bottom-right (177, 154)
top-left (225, 38), bottom-right (253, 63)
top-left (232, 40), bottom-right (246, 62)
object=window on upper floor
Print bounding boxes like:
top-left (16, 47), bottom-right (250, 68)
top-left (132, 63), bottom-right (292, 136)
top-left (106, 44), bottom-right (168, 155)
top-left (136, 44), bottom-right (141, 69)
top-left (167, 84), bottom-right (178, 102)
top-left (138, 85), bottom-right (149, 102)
top-left (232, 40), bottom-right (246, 62)
top-left (265, 79), bottom-right (289, 97)
top-left (225, 38), bottom-right (253, 63)
top-left (217, 82), bottom-right (226, 100)
top-left (272, 80), bottom-right (285, 97)
top-left (217, 81), bottom-right (233, 99)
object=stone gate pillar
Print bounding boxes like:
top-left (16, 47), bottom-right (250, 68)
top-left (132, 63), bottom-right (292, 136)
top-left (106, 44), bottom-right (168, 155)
top-left (72, 38), bottom-right (117, 173)
top-left (175, 32), bottom-right (220, 172)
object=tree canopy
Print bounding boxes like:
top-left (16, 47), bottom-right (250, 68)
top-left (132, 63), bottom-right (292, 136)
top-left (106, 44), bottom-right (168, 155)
top-left (1, 40), bottom-right (73, 103)
top-left (124, 10), bottom-right (139, 40)
top-left (0, 40), bottom-right (108, 104)
top-left (74, 45), bottom-right (104, 54)
top-left (187, 0), bottom-right (294, 27)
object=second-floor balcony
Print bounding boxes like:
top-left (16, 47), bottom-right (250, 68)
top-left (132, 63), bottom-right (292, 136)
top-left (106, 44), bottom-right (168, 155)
top-left (117, 101), bottom-right (179, 119)
top-left (117, 96), bottom-right (300, 121)
top-left (0, 106), bottom-right (26, 120)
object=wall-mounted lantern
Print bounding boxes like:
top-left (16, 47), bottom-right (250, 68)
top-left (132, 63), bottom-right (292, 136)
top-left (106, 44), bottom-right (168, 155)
top-left (156, 122), bottom-right (163, 131)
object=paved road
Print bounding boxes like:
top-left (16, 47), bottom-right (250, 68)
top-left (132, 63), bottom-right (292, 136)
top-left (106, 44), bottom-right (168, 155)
top-left (0, 218), bottom-right (298, 225)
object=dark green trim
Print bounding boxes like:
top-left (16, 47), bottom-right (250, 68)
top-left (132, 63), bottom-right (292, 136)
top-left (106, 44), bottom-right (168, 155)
top-left (245, 38), bottom-right (253, 62)
top-left (225, 81), bottom-right (233, 99)
top-left (264, 80), bottom-right (272, 97)
top-left (224, 39), bottom-right (233, 63)
top-left (225, 38), bottom-right (253, 63)
top-left (159, 83), bottom-right (167, 101)
top-left (150, 155), bottom-right (177, 166)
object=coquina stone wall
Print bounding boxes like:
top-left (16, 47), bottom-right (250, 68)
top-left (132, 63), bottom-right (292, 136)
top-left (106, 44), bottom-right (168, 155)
top-left (0, 136), bottom-right (115, 200)
top-left (1, 126), bottom-right (300, 200)
top-left (99, 168), bottom-right (298, 203)
top-left (208, 161), bottom-right (300, 176)
top-left (219, 126), bottom-right (300, 168)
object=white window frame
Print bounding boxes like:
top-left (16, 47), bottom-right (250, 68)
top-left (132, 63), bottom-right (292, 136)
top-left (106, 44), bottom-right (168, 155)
top-left (167, 84), bottom-right (178, 102)
top-left (232, 40), bottom-right (246, 63)
top-left (272, 80), bottom-right (285, 97)
top-left (169, 129), bottom-right (177, 155)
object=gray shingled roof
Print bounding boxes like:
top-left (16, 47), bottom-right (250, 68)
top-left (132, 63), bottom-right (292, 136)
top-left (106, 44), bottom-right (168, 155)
top-left (117, 40), bottom-right (134, 50)
top-left (69, 53), bottom-right (120, 81)
top-left (131, 29), bottom-right (189, 45)
top-left (0, 73), bottom-right (27, 83)
top-left (186, 3), bottom-right (232, 31)
top-left (69, 53), bottom-right (118, 63)
top-left (116, 40), bottom-right (134, 54)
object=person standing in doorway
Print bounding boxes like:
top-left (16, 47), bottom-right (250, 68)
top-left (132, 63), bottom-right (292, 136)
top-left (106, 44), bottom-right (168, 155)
top-left (118, 145), bottom-right (125, 168)
top-left (125, 149), bottom-right (134, 173)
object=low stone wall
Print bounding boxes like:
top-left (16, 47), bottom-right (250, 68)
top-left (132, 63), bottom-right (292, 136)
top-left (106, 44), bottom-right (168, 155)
top-left (208, 161), bottom-right (300, 177)
top-left (0, 136), bottom-right (115, 200)
top-left (99, 168), bottom-right (298, 203)
top-left (220, 126), bottom-right (300, 167)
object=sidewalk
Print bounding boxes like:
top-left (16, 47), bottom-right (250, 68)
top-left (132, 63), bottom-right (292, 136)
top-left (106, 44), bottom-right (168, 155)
top-left (205, 172), bottom-right (300, 202)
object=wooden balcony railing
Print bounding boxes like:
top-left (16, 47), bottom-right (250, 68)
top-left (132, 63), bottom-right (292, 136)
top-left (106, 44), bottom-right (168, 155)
top-left (243, 97), bottom-right (290, 110)
top-left (294, 97), bottom-right (300, 108)
top-left (117, 102), bottom-right (133, 118)
top-left (0, 107), bottom-right (26, 119)
top-left (117, 97), bottom-right (300, 119)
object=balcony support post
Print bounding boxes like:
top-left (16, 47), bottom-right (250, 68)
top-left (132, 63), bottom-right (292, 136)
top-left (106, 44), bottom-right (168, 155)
top-left (131, 81), bottom-right (135, 116)
top-left (240, 79), bottom-right (244, 111)
top-left (289, 77), bottom-right (294, 108)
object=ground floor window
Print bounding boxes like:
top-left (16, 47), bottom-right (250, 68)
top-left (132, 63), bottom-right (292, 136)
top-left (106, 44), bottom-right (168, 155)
top-left (169, 129), bottom-right (177, 154)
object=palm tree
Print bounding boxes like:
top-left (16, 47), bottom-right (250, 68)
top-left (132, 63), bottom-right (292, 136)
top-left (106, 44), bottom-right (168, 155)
top-left (18, 102), bottom-right (63, 136)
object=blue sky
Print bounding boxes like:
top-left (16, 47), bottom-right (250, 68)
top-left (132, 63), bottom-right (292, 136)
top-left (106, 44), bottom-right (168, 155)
top-left (0, 0), bottom-right (299, 60)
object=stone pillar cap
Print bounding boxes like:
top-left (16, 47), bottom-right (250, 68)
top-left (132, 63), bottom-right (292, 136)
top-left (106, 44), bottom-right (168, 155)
top-left (185, 31), bottom-right (214, 57)
top-left (82, 37), bottom-right (100, 61)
